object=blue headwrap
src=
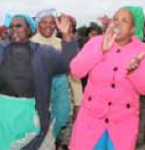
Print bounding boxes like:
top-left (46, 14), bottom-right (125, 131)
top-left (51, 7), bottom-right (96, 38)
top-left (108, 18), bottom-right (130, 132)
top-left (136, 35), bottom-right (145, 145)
top-left (4, 14), bottom-right (37, 33)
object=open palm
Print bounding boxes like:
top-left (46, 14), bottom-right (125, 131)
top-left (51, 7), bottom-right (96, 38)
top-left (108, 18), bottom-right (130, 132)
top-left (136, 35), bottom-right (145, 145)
top-left (55, 15), bottom-right (71, 34)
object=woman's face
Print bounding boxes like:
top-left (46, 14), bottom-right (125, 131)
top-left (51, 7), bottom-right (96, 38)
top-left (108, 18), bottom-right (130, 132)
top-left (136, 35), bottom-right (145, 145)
top-left (10, 17), bottom-right (30, 43)
top-left (112, 9), bottom-right (134, 43)
top-left (39, 16), bottom-right (56, 38)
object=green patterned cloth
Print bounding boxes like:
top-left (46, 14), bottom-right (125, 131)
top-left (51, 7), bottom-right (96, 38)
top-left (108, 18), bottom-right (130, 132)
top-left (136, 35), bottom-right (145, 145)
top-left (0, 94), bottom-right (40, 150)
top-left (125, 6), bottom-right (145, 41)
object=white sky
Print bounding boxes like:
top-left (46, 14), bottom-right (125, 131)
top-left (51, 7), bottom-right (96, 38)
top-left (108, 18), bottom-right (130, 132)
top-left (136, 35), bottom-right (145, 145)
top-left (1, 0), bottom-right (145, 27)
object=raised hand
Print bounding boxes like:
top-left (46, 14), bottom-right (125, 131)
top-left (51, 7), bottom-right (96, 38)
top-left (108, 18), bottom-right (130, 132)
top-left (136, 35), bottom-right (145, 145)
top-left (102, 23), bottom-right (118, 53)
top-left (55, 15), bottom-right (73, 42)
top-left (55, 14), bottom-right (71, 35)
top-left (127, 52), bottom-right (145, 74)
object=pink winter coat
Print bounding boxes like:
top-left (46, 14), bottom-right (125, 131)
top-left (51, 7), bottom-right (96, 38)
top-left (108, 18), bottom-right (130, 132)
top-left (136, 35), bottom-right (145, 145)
top-left (69, 36), bottom-right (145, 150)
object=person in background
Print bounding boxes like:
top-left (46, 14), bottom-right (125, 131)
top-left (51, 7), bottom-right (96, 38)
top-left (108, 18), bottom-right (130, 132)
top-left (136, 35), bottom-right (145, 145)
top-left (69, 6), bottom-right (145, 150)
top-left (81, 22), bottom-right (103, 90)
top-left (137, 95), bottom-right (145, 148)
top-left (1, 13), bottom-right (78, 150)
top-left (31, 8), bottom-right (71, 150)
top-left (33, 11), bottom-right (83, 120)
top-left (77, 25), bottom-right (88, 49)
top-left (0, 25), bottom-right (9, 41)
top-left (56, 14), bottom-right (83, 150)
top-left (136, 21), bottom-right (145, 149)
top-left (87, 22), bottom-right (103, 40)
top-left (63, 14), bottom-right (83, 122)
top-left (98, 15), bottom-right (111, 33)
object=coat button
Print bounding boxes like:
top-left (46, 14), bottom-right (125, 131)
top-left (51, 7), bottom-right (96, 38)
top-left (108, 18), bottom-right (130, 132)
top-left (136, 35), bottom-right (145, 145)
top-left (105, 118), bottom-right (109, 123)
top-left (113, 67), bottom-right (118, 71)
top-left (116, 49), bottom-right (121, 53)
top-left (108, 102), bottom-right (112, 106)
top-left (111, 83), bottom-right (116, 88)
top-left (88, 96), bottom-right (92, 101)
top-left (126, 103), bottom-right (131, 109)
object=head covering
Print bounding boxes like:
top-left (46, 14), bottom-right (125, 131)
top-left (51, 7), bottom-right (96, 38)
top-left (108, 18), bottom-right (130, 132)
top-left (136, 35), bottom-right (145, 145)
top-left (35, 8), bottom-right (58, 24)
top-left (124, 6), bottom-right (145, 41)
top-left (0, 26), bottom-right (7, 36)
top-left (4, 13), bottom-right (37, 33)
top-left (87, 22), bottom-right (102, 35)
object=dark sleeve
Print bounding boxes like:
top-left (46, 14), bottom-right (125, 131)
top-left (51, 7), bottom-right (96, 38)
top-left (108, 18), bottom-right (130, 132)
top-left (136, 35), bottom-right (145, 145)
top-left (50, 39), bottom-right (79, 75)
top-left (21, 40), bottom-right (78, 150)
top-left (21, 109), bottom-right (50, 150)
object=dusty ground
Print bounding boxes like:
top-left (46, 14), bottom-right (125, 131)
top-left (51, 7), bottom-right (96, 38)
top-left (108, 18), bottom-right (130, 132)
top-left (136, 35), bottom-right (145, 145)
top-left (137, 145), bottom-right (145, 150)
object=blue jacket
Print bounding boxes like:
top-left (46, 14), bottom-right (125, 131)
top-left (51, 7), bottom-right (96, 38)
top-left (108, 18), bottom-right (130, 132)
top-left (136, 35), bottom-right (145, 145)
top-left (0, 40), bottom-right (78, 150)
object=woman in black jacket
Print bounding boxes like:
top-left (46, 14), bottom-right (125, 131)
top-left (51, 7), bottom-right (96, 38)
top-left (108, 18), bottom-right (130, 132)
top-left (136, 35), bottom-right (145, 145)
top-left (0, 14), bottom-right (78, 150)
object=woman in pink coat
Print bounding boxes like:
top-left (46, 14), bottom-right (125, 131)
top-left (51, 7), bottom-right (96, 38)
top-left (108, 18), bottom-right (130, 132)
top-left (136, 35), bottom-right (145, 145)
top-left (69, 6), bottom-right (145, 150)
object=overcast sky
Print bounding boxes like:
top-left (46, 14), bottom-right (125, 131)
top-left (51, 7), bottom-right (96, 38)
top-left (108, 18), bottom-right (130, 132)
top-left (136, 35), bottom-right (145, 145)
top-left (1, 0), bottom-right (145, 27)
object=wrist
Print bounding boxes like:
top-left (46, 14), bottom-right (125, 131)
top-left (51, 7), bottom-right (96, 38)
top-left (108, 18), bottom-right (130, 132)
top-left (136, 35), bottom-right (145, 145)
top-left (62, 33), bottom-right (74, 42)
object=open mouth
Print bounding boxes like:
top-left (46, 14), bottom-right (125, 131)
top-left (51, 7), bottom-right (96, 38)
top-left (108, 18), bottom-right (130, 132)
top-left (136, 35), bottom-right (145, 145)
top-left (13, 32), bottom-right (21, 41)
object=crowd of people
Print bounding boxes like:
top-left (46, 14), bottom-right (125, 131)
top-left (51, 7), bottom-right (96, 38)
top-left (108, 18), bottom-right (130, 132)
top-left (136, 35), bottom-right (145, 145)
top-left (0, 5), bottom-right (145, 150)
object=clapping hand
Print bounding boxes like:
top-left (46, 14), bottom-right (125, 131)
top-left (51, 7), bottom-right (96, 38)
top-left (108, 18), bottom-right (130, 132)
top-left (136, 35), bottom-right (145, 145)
top-left (127, 52), bottom-right (145, 74)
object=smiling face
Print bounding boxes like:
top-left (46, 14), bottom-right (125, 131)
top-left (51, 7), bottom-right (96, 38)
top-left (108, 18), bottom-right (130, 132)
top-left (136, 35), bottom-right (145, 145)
top-left (112, 8), bottom-right (135, 44)
top-left (9, 17), bottom-right (31, 43)
top-left (38, 16), bottom-right (56, 38)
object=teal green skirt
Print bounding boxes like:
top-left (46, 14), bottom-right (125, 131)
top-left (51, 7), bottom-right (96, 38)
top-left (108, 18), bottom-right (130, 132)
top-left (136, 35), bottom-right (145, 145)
top-left (0, 94), bottom-right (40, 150)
